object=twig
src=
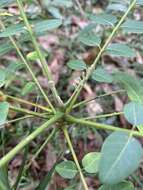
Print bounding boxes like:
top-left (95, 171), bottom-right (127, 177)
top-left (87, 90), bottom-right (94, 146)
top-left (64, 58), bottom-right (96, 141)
top-left (66, 115), bottom-right (143, 138)
top-left (73, 89), bottom-right (125, 109)
top-left (0, 113), bottom-right (63, 167)
top-left (6, 94), bottom-right (52, 113)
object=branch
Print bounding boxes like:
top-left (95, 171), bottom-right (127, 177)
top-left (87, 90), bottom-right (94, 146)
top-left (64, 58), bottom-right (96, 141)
top-left (10, 105), bottom-right (49, 119)
top-left (0, 19), bottom-right (56, 113)
top-left (66, 115), bottom-right (143, 138)
top-left (26, 128), bottom-right (56, 169)
top-left (6, 94), bottom-right (52, 113)
top-left (0, 113), bottom-right (63, 167)
top-left (66, 0), bottom-right (137, 113)
top-left (73, 89), bottom-right (125, 109)
top-left (62, 126), bottom-right (89, 190)
top-left (16, 0), bottom-right (63, 107)
top-left (0, 115), bottom-right (33, 129)
top-left (16, 0), bottom-right (52, 81)
top-left (83, 112), bottom-right (123, 120)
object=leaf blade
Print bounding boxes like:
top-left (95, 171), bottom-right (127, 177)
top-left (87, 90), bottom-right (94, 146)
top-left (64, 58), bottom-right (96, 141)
top-left (106, 43), bottom-right (136, 57)
top-left (55, 161), bottom-right (77, 179)
top-left (99, 132), bottom-right (143, 185)
top-left (0, 102), bottom-right (9, 126)
top-left (82, 152), bottom-right (101, 173)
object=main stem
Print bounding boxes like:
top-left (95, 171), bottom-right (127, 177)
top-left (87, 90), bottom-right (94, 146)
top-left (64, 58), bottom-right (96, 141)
top-left (62, 126), bottom-right (89, 190)
top-left (66, 0), bottom-right (137, 113)
top-left (0, 113), bottom-right (63, 167)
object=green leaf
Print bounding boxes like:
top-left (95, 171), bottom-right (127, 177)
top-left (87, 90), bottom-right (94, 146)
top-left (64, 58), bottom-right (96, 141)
top-left (64, 187), bottom-right (74, 190)
top-left (82, 152), bottom-right (101, 173)
top-left (0, 0), bottom-right (14, 7)
top-left (55, 161), bottom-right (77, 179)
top-left (0, 69), bottom-right (6, 88)
top-left (99, 132), bottom-right (143, 185)
top-left (113, 72), bottom-right (143, 103)
top-left (21, 82), bottom-right (36, 96)
top-left (98, 181), bottom-right (134, 190)
top-left (0, 102), bottom-right (9, 126)
top-left (92, 68), bottom-right (113, 83)
top-left (107, 3), bottom-right (127, 12)
top-left (122, 20), bottom-right (143, 33)
top-left (26, 51), bottom-right (39, 61)
top-left (137, 0), bottom-right (143, 5)
top-left (44, 0), bottom-right (73, 8)
top-left (0, 42), bottom-right (14, 56)
top-left (124, 102), bottom-right (143, 125)
top-left (113, 72), bottom-right (143, 132)
top-left (34, 19), bottom-right (62, 33)
top-left (106, 43), bottom-right (136, 57)
top-left (0, 24), bottom-right (26, 37)
top-left (4, 61), bottom-right (25, 88)
top-left (5, 61), bottom-right (24, 77)
top-left (27, 51), bottom-right (47, 61)
top-left (51, 0), bottom-right (73, 7)
top-left (89, 13), bottom-right (117, 26)
top-left (79, 30), bottom-right (101, 47)
top-left (48, 7), bottom-right (63, 19)
top-left (0, 19), bottom-right (62, 38)
top-left (67, 59), bottom-right (87, 71)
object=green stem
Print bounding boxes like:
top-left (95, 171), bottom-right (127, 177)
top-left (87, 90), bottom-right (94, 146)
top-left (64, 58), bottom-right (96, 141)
top-left (1, 129), bottom-right (5, 156)
top-left (74, 0), bottom-right (85, 16)
top-left (131, 174), bottom-right (143, 188)
top-left (66, 115), bottom-right (143, 138)
top-left (16, 0), bottom-right (63, 107)
top-left (10, 105), bottom-right (49, 119)
top-left (0, 113), bottom-right (63, 168)
top-left (73, 90), bottom-right (125, 109)
top-left (62, 126), bottom-right (89, 190)
top-left (0, 19), bottom-right (55, 113)
top-left (84, 112), bottom-right (123, 120)
top-left (13, 146), bottom-right (28, 190)
top-left (13, 124), bottom-right (34, 190)
top-left (6, 95), bottom-right (52, 113)
top-left (16, 0), bottom-right (52, 81)
top-left (0, 115), bottom-right (33, 128)
top-left (13, 144), bottom-right (30, 190)
top-left (26, 128), bottom-right (56, 169)
top-left (66, 0), bottom-right (137, 113)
